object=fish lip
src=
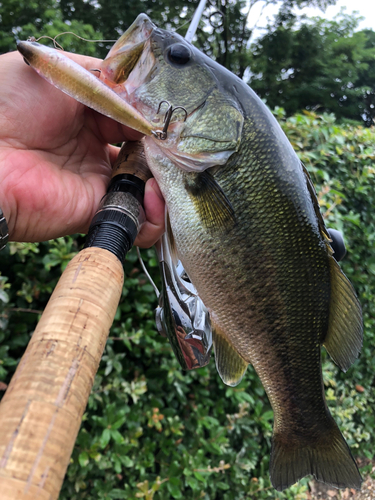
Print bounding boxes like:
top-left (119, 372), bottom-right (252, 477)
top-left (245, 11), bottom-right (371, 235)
top-left (101, 14), bottom-right (156, 84)
top-left (106, 14), bottom-right (155, 57)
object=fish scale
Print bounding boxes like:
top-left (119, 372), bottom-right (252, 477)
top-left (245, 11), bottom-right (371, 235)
top-left (144, 77), bottom-right (361, 488)
top-left (146, 119), bottom-right (329, 418)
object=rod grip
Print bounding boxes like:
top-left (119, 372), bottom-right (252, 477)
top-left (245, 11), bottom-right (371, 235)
top-left (0, 141), bottom-right (152, 499)
top-left (0, 248), bottom-right (124, 499)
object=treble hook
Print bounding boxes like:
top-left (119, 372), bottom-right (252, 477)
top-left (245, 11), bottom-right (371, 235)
top-left (152, 100), bottom-right (188, 140)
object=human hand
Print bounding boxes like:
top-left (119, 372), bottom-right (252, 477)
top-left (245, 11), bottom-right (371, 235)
top-left (0, 50), bottom-right (165, 246)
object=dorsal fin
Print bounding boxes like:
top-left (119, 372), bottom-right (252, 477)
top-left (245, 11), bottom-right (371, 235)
top-left (323, 257), bottom-right (363, 372)
top-left (301, 163), bottom-right (362, 370)
top-left (212, 320), bottom-right (248, 387)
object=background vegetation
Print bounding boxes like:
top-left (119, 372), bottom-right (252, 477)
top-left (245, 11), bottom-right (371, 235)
top-left (0, 0), bottom-right (374, 498)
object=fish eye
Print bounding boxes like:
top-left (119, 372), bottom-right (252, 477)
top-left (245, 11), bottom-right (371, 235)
top-left (167, 44), bottom-right (191, 66)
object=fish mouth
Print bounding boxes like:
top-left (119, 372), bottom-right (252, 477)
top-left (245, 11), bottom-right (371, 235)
top-left (100, 14), bottom-right (156, 85)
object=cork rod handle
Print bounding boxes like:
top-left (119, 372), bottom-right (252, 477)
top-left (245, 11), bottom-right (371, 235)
top-left (0, 141), bottom-right (150, 499)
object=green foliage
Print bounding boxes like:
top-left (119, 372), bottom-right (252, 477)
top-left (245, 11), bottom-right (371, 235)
top-left (58, 0), bottom-right (200, 58)
top-left (0, 0), bottom-right (53, 52)
top-left (249, 13), bottom-right (375, 125)
top-left (196, 0), bottom-right (336, 79)
top-left (1, 0), bottom-right (339, 76)
top-left (1, 112), bottom-right (374, 497)
top-left (0, 0), bottom-right (104, 55)
top-left (22, 18), bottom-right (104, 57)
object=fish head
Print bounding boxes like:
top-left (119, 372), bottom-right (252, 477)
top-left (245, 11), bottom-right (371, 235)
top-left (101, 14), bottom-right (244, 172)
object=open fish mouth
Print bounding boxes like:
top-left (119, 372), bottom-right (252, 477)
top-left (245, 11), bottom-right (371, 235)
top-left (99, 15), bottom-right (185, 137)
top-left (100, 14), bottom-right (156, 87)
top-left (17, 14), bottom-right (241, 172)
top-left (99, 14), bottom-right (245, 172)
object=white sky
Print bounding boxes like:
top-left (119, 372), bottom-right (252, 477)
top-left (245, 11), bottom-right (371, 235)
top-left (251, 0), bottom-right (375, 36)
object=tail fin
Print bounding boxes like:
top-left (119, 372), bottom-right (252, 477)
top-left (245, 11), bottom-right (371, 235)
top-left (269, 421), bottom-right (362, 491)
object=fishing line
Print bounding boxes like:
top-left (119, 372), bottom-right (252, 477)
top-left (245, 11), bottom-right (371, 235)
top-left (174, 17), bottom-right (196, 34)
top-left (29, 32), bottom-right (117, 51)
top-left (178, 0), bottom-right (225, 40)
top-left (27, 35), bottom-right (64, 51)
top-left (136, 247), bottom-right (160, 298)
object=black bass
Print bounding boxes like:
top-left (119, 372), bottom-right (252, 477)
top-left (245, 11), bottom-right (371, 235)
top-left (18, 15), bottom-right (363, 491)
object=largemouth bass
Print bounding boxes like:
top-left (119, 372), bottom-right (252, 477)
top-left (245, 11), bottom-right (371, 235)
top-left (18, 15), bottom-right (363, 491)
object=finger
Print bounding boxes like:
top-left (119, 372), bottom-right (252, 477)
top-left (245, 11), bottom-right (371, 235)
top-left (134, 178), bottom-right (165, 248)
top-left (60, 52), bottom-right (103, 72)
top-left (92, 112), bottom-right (144, 145)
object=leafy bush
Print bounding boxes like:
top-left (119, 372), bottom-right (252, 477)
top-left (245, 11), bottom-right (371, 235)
top-left (0, 112), bottom-right (374, 499)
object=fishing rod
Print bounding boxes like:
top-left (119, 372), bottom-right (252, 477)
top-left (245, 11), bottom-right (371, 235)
top-left (186, 0), bottom-right (207, 42)
top-left (0, 142), bottom-right (151, 500)
top-left (0, 4), bottom-right (207, 500)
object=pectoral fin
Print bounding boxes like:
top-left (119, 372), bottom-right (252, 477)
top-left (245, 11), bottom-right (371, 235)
top-left (165, 210), bottom-right (178, 265)
top-left (212, 322), bottom-right (248, 387)
top-left (184, 170), bottom-right (235, 230)
top-left (323, 257), bottom-right (363, 372)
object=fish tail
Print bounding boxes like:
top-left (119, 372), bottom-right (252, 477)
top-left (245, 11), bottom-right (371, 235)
top-left (269, 420), bottom-right (362, 491)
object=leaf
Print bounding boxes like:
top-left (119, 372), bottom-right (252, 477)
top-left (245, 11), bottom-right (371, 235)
top-left (111, 429), bottom-right (124, 444)
top-left (100, 428), bottom-right (111, 448)
top-left (260, 410), bottom-right (274, 421)
top-left (167, 478), bottom-right (183, 499)
top-left (0, 290), bottom-right (9, 304)
top-left (109, 489), bottom-right (128, 499)
top-left (193, 472), bottom-right (206, 483)
top-left (185, 476), bottom-right (199, 490)
top-left (112, 417), bottom-right (126, 430)
top-left (113, 455), bottom-right (122, 474)
top-left (78, 451), bottom-right (89, 467)
top-left (120, 456), bottom-right (134, 468)
top-left (216, 481), bottom-right (230, 490)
